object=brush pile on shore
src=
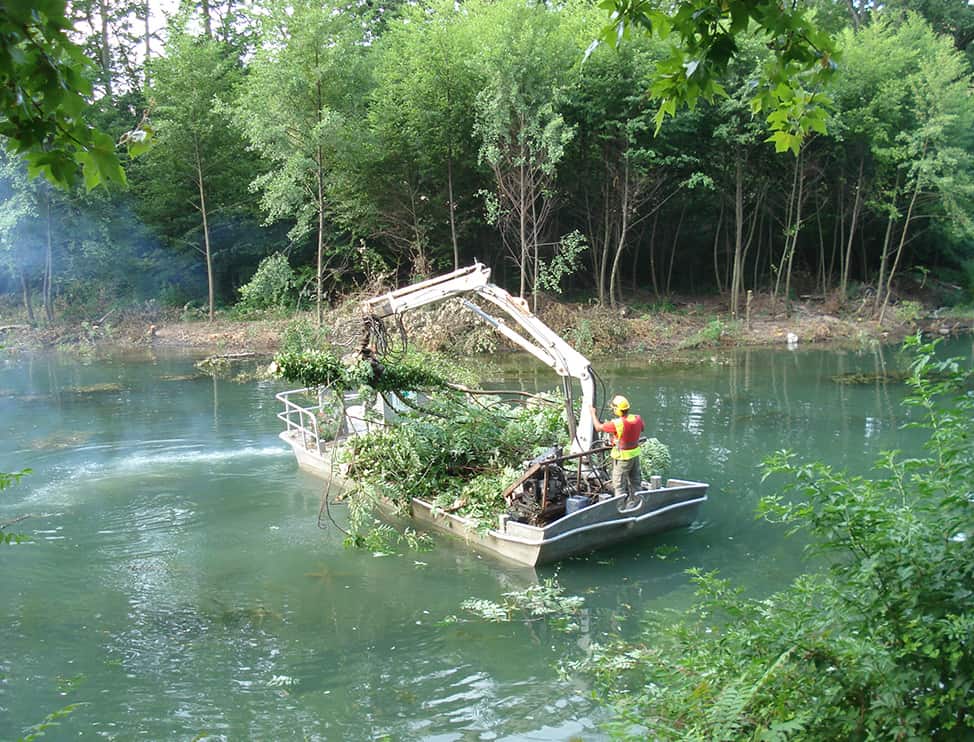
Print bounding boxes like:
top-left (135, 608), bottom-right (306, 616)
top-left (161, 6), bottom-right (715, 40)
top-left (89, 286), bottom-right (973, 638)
top-left (1, 291), bottom-right (970, 358)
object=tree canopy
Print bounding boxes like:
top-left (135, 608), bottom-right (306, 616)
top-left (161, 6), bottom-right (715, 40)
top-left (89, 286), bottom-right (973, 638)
top-left (1, 0), bottom-right (973, 323)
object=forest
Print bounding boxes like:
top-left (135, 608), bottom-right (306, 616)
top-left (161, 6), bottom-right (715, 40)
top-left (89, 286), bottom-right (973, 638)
top-left (1, 0), bottom-right (973, 327)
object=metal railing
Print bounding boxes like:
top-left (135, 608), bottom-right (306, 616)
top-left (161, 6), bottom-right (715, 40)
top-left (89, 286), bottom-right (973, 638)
top-left (276, 387), bottom-right (386, 458)
top-left (276, 388), bottom-right (326, 456)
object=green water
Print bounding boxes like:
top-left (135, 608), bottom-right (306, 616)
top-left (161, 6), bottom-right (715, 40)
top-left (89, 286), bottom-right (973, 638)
top-left (1, 339), bottom-right (969, 740)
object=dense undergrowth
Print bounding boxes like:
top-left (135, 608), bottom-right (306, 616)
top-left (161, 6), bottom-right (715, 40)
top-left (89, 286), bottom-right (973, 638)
top-left (576, 335), bottom-right (974, 740)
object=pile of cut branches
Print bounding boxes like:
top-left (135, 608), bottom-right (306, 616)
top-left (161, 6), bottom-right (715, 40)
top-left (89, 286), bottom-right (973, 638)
top-left (274, 348), bottom-right (455, 393)
top-left (341, 393), bottom-right (568, 533)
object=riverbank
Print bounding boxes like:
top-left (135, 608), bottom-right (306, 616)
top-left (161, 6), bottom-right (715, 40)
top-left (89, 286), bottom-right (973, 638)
top-left (1, 291), bottom-right (972, 360)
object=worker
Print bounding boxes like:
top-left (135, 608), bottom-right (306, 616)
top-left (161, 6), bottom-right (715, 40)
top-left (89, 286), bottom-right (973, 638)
top-left (590, 395), bottom-right (645, 502)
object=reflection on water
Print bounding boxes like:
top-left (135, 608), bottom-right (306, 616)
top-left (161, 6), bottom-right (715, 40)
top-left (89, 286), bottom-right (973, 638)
top-left (0, 340), bottom-right (969, 739)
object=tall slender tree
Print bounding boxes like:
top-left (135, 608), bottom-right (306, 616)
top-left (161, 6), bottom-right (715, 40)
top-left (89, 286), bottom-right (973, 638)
top-left (138, 31), bottom-right (252, 320)
top-left (236, 0), bottom-right (370, 325)
top-left (364, 0), bottom-right (481, 272)
top-left (472, 0), bottom-right (580, 303)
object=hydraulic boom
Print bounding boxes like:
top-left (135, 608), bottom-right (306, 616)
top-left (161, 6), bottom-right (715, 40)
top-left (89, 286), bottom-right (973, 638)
top-left (363, 263), bottom-right (597, 454)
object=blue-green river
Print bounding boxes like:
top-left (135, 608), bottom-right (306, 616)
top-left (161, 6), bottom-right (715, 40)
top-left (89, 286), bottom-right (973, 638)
top-left (1, 338), bottom-right (970, 740)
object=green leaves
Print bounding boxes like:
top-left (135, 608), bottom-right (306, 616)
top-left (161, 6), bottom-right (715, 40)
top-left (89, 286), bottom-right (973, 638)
top-left (236, 253), bottom-right (295, 312)
top-left (0, 2), bottom-right (135, 189)
top-left (341, 392), bottom-right (567, 534)
top-left (273, 347), bottom-right (461, 395)
top-left (0, 469), bottom-right (31, 491)
top-left (639, 437), bottom-right (671, 477)
top-left (456, 579), bottom-right (585, 631)
top-left (274, 349), bottom-right (345, 389)
top-left (599, 0), bottom-right (835, 153)
top-left (1, 468), bottom-right (31, 547)
top-left (77, 131), bottom-right (128, 190)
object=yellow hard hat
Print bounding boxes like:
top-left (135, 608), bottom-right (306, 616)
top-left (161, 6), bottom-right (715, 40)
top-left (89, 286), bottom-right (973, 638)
top-left (610, 395), bottom-right (630, 413)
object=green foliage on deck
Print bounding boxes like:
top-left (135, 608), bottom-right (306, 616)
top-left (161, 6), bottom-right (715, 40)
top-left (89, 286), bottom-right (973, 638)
top-left (341, 395), bottom-right (569, 533)
top-left (640, 438), bottom-right (671, 478)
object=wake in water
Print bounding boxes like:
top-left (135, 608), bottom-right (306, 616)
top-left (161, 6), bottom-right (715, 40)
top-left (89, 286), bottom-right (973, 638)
top-left (111, 444), bottom-right (288, 471)
top-left (10, 442), bottom-right (291, 508)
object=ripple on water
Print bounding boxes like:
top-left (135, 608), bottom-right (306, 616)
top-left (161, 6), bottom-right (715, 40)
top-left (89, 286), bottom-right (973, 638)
top-left (266, 630), bottom-right (600, 741)
top-left (14, 442), bottom-right (290, 508)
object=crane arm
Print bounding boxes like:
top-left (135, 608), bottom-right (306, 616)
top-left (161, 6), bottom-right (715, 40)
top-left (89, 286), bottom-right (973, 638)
top-left (363, 263), bottom-right (597, 453)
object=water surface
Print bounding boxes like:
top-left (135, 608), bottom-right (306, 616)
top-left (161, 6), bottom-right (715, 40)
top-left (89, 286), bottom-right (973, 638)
top-left (1, 339), bottom-right (968, 739)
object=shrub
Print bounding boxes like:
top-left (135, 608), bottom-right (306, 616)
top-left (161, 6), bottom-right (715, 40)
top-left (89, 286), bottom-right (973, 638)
top-left (569, 319), bottom-right (594, 355)
top-left (637, 299), bottom-right (676, 316)
top-left (678, 317), bottom-right (729, 349)
top-left (236, 253), bottom-right (295, 312)
top-left (892, 299), bottom-right (923, 324)
top-left (279, 318), bottom-right (330, 355)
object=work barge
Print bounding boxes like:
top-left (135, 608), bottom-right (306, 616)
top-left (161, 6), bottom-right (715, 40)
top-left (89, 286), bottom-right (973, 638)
top-left (277, 263), bottom-right (708, 567)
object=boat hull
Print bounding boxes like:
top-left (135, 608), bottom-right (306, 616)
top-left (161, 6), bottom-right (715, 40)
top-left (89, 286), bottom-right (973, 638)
top-left (410, 481), bottom-right (707, 567)
top-left (280, 430), bottom-right (343, 479)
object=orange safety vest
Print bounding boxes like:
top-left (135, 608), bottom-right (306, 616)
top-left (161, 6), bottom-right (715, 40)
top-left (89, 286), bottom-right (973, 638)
top-left (608, 414), bottom-right (643, 460)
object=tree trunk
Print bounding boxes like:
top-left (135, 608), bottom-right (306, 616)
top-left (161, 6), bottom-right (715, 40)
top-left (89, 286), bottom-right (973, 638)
top-left (873, 170), bottom-right (903, 316)
top-left (314, 67), bottom-right (326, 328)
top-left (873, 215), bottom-right (895, 316)
top-left (607, 153), bottom-right (631, 309)
top-left (744, 190), bottom-right (764, 295)
top-left (519, 150), bottom-right (528, 299)
top-left (446, 153), bottom-right (458, 270)
top-left (816, 200), bottom-right (826, 295)
top-left (648, 211), bottom-right (659, 299)
top-left (43, 193), bottom-right (54, 323)
top-left (143, 0), bottom-right (151, 87)
top-left (201, 0), bottom-right (213, 38)
top-left (194, 137), bottom-right (215, 322)
top-left (845, 0), bottom-right (862, 31)
top-left (773, 149), bottom-right (803, 314)
top-left (840, 156), bottom-right (864, 300)
top-left (751, 210), bottom-right (763, 294)
top-left (98, 0), bottom-right (112, 99)
top-left (880, 160), bottom-right (924, 322)
top-left (20, 270), bottom-right (35, 326)
top-left (316, 156), bottom-right (326, 328)
top-left (712, 200), bottom-right (725, 295)
top-left (758, 216), bottom-right (772, 292)
top-left (665, 203), bottom-right (686, 295)
top-left (827, 189), bottom-right (841, 294)
top-left (597, 160), bottom-right (612, 304)
top-left (531, 176), bottom-right (539, 312)
top-left (630, 220), bottom-right (645, 294)
top-left (409, 188), bottom-right (428, 277)
top-left (730, 156), bottom-right (745, 318)
top-left (782, 150), bottom-right (805, 316)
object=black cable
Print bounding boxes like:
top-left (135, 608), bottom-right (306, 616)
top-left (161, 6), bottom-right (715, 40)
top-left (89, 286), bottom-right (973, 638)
top-left (592, 367), bottom-right (609, 419)
top-left (317, 388), bottom-right (352, 536)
